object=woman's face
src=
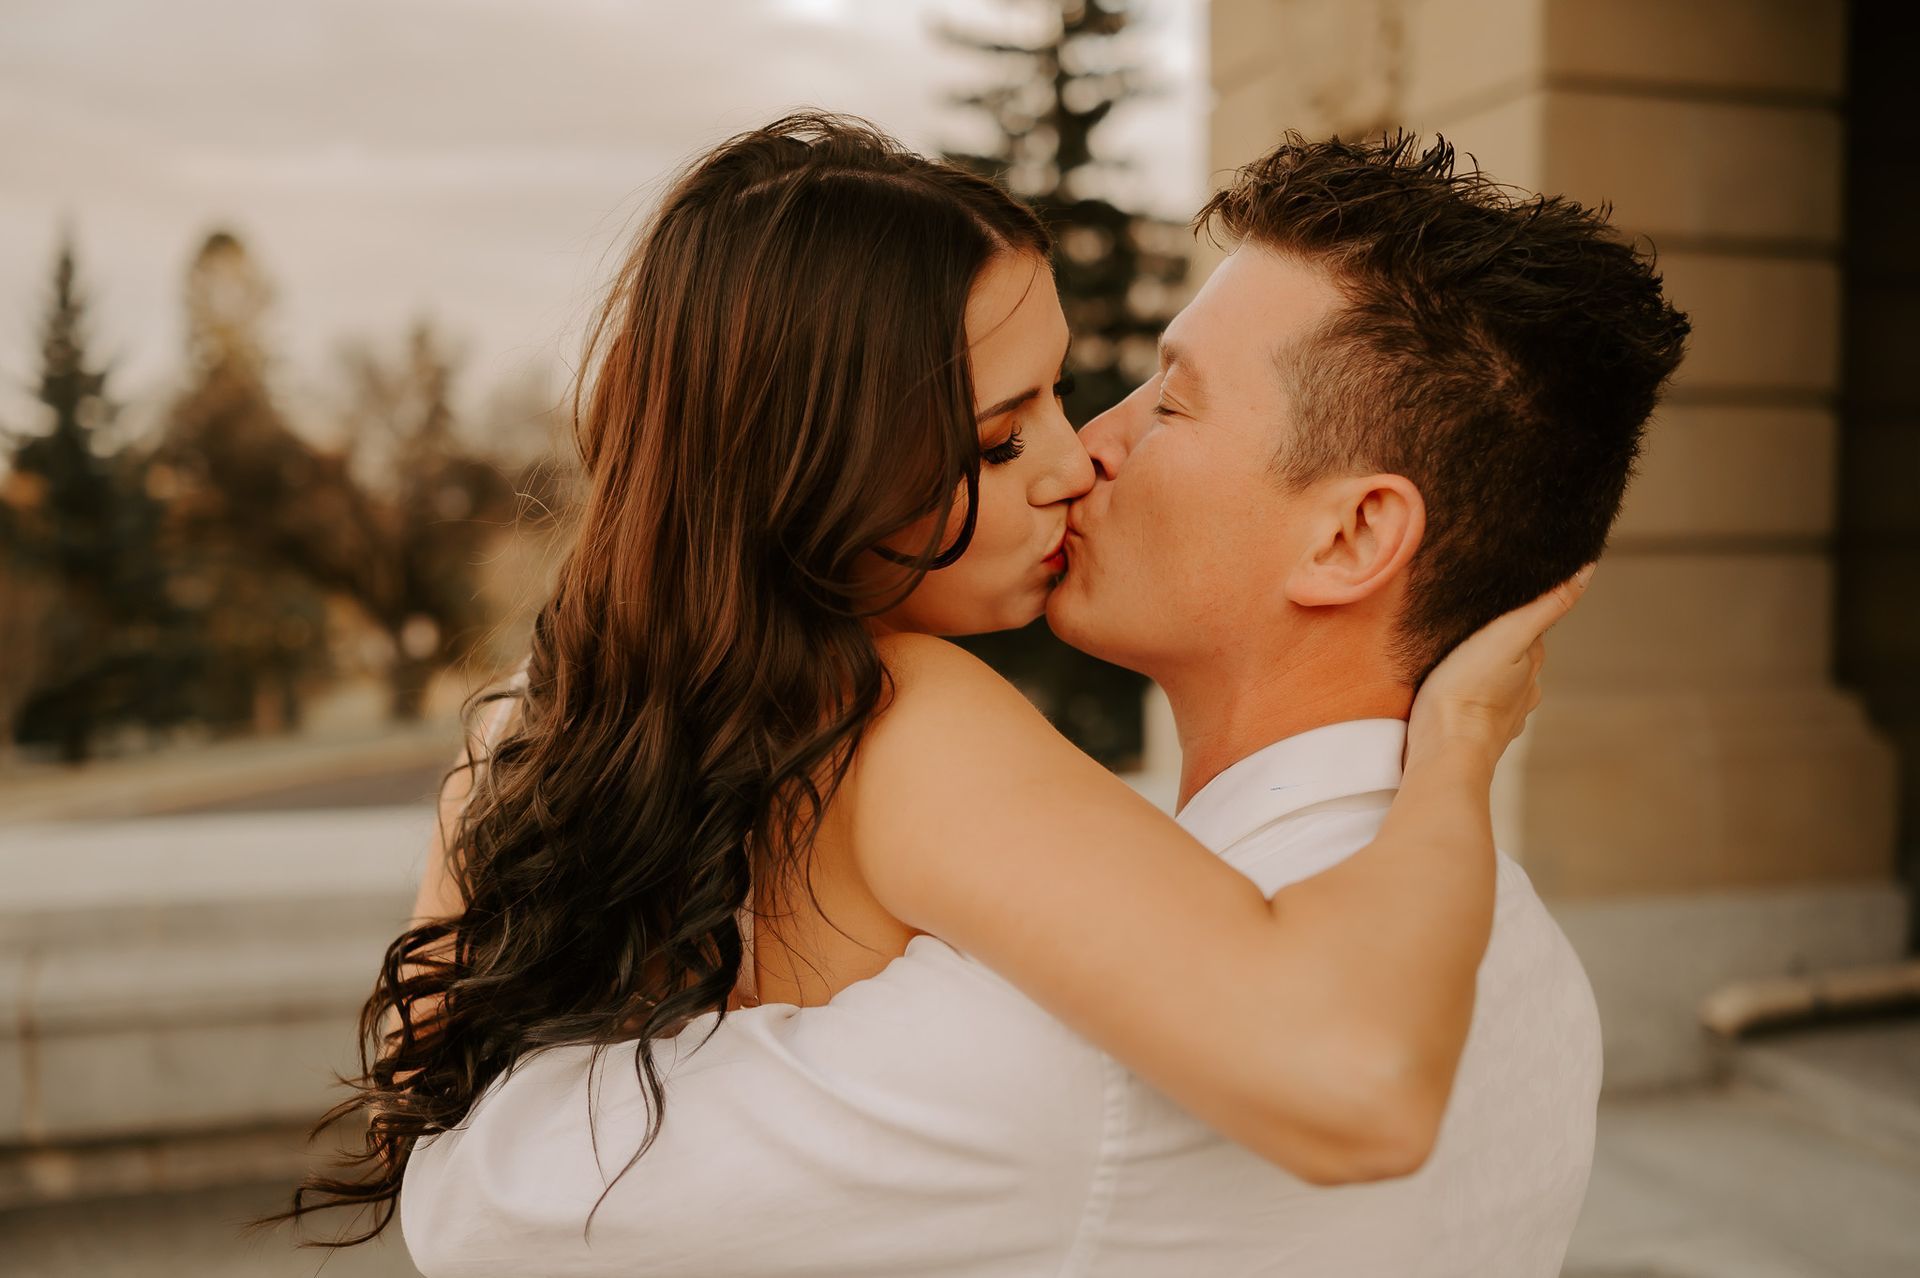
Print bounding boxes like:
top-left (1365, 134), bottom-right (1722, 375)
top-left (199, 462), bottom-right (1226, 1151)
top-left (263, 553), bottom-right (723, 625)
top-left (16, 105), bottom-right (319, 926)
top-left (871, 251), bottom-right (1093, 636)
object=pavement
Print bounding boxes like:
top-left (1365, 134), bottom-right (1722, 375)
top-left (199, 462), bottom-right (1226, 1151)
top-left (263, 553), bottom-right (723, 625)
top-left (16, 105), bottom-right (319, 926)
top-left (0, 1179), bottom-right (422, 1278)
top-left (1565, 1081), bottom-right (1920, 1278)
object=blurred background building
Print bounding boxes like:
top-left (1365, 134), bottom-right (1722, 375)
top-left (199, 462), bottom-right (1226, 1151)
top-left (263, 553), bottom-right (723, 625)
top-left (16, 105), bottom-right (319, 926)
top-left (1196, 5), bottom-right (1917, 1274)
top-left (1, 2), bottom-right (1913, 1275)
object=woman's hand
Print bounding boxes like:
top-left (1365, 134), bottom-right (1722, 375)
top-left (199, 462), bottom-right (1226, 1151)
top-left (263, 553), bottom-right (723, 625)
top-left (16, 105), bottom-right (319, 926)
top-left (1406, 564), bottom-right (1593, 775)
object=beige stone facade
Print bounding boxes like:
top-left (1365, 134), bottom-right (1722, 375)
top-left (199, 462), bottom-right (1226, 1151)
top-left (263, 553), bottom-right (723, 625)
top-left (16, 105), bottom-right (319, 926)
top-left (1207, 0), bottom-right (1907, 1087)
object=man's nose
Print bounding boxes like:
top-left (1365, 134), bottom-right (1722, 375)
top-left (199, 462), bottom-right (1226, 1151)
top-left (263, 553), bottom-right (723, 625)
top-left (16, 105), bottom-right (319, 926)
top-left (1079, 381), bottom-right (1153, 482)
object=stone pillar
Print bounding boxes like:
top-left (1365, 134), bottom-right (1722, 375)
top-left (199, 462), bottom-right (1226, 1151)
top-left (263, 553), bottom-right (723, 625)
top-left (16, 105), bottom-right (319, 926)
top-left (1209, 0), bottom-right (1905, 1088)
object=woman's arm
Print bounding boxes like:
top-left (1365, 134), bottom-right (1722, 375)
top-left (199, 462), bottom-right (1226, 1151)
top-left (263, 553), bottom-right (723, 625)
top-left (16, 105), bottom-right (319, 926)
top-left (848, 580), bottom-right (1580, 1186)
top-left (383, 661), bottom-right (528, 1049)
top-left (408, 691), bottom-right (519, 928)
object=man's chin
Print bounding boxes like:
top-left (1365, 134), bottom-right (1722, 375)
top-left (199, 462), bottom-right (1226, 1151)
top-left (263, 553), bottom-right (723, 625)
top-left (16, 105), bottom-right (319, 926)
top-left (1043, 578), bottom-right (1109, 660)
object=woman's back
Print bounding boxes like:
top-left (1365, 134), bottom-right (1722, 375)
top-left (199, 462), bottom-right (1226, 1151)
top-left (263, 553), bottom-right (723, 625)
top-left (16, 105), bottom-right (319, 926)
top-left (735, 789), bottom-right (921, 1008)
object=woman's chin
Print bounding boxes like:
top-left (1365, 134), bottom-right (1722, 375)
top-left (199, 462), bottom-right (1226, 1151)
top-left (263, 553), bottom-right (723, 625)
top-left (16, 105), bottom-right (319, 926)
top-left (1009, 582), bottom-right (1058, 629)
top-left (938, 590), bottom-right (1050, 638)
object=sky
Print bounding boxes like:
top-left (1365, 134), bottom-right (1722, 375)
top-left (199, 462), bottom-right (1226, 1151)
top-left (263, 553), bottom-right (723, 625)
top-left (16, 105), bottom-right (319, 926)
top-left (0, 0), bottom-right (1206, 441)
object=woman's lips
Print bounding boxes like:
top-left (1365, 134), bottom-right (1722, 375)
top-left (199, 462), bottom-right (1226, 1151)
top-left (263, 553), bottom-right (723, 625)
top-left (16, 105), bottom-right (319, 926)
top-left (1042, 532), bottom-right (1069, 575)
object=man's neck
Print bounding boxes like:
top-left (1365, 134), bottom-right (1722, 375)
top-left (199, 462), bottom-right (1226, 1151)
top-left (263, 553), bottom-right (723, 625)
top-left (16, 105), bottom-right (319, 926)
top-left (1165, 661), bottom-right (1413, 811)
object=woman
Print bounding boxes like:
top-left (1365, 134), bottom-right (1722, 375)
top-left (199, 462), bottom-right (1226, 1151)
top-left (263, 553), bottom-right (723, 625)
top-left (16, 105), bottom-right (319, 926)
top-left (273, 112), bottom-right (1579, 1252)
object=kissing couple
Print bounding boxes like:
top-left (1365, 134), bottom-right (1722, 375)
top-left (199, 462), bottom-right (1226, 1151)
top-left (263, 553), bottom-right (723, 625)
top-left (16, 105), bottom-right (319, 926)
top-left (279, 111), bottom-right (1688, 1276)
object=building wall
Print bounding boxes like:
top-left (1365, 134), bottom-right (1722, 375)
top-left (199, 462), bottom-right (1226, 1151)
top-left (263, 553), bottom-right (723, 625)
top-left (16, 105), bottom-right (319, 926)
top-left (1208, 0), bottom-right (1907, 1087)
top-left (1839, 1), bottom-right (1920, 939)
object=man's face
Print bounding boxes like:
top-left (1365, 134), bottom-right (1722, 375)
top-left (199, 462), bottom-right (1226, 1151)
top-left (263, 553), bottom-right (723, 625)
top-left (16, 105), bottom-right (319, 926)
top-left (1046, 246), bottom-right (1346, 678)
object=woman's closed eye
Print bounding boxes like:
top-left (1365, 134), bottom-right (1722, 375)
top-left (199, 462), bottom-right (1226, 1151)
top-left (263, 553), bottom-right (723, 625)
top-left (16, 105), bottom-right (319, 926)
top-left (982, 429), bottom-right (1025, 466)
top-left (983, 371), bottom-right (1077, 465)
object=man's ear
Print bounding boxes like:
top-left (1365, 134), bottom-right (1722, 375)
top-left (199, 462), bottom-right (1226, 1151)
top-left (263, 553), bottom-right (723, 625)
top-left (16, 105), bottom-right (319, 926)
top-left (1283, 474), bottom-right (1426, 608)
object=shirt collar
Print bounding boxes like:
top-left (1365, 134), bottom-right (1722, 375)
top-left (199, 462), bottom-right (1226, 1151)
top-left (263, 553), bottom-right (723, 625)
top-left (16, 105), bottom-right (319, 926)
top-left (1175, 718), bottom-right (1407, 852)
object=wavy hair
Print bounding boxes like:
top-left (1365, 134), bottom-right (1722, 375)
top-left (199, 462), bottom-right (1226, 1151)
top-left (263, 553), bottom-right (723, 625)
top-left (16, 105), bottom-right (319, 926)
top-left (267, 112), bottom-right (1051, 1245)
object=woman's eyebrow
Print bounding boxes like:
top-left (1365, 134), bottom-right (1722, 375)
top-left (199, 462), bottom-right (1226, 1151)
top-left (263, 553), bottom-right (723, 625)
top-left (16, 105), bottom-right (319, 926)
top-left (976, 335), bottom-right (1074, 422)
top-left (976, 387), bottom-right (1040, 422)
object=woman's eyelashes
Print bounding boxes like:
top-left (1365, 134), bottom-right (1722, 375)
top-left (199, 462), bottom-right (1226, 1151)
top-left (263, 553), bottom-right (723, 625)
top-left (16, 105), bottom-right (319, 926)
top-left (982, 428), bottom-right (1025, 466)
top-left (983, 373), bottom-right (1074, 465)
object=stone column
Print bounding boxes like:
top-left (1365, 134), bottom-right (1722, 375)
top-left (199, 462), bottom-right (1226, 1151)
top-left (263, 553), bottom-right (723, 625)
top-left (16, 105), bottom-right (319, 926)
top-left (1208, 0), bottom-right (1904, 1088)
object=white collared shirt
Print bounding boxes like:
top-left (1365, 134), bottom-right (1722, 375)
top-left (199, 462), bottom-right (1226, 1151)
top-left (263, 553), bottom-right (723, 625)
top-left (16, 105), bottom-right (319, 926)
top-left (402, 719), bottom-right (1602, 1277)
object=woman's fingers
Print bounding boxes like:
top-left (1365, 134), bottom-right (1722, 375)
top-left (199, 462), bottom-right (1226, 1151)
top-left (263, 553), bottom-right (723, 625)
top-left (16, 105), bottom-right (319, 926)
top-left (1519, 564), bottom-right (1592, 640)
top-left (1473, 563), bottom-right (1596, 661)
top-left (1408, 561), bottom-right (1595, 767)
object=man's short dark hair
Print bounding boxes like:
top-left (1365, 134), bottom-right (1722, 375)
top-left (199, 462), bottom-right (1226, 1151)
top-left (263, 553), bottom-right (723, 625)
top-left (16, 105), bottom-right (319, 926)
top-left (1197, 132), bottom-right (1691, 680)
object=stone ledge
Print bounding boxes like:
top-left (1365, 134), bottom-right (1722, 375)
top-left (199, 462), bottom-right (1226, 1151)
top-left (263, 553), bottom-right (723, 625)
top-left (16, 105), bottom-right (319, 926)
top-left (0, 807), bottom-right (424, 1178)
top-left (1556, 882), bottom-right (1911, 1092)
top-left (0, 808), bottom-right (429, 947)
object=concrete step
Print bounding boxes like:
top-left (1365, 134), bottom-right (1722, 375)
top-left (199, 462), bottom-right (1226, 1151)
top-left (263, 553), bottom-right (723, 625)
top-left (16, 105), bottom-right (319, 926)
top-left (1726, 1015), bottom-right (1920, 1162)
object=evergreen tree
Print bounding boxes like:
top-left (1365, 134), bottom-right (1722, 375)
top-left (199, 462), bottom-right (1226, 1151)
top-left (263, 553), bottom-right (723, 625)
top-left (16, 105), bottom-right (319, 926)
top-left (939, 0), bottom-right (1191, 768)
top-left (4, 231), bottom-right (181, 761)
top-left (11, 237), bottom-right (115, 577)
top-left (0, 507), bottom-right (60, 766)
top-left (942, 0), bottom-right (1188, 423)
top-left (159, 232), bottom-right (513, 724)
top-left (154, 229), bottom-right (336, 732)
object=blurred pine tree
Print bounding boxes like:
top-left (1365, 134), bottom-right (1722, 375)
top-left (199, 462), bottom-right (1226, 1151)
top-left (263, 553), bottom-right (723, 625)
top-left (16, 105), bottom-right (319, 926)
top-left (938, 0), bottom-right (1191, 768)
top-left (157, 232), bottom-right (515, 723)
top-left (3, 231), bottom-right (191, 761)
top-left (153, 230), bottom-right (338, 732)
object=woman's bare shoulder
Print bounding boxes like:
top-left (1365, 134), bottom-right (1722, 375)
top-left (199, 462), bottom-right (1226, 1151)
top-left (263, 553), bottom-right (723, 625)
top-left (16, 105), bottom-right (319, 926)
top-left (849, 631), bottom-right (1108, 848)
top-left (867, 632), bottom-right (1053, 741)
top-left (869, 630), bottom-right (989, 679)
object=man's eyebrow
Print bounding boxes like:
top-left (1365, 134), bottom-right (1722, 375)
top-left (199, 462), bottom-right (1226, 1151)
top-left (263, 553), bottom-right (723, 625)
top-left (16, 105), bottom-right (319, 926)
top-left (1158, 337), bottom-right (1203, 396)
top-left (1159, 335), bottom-right (1195, 374)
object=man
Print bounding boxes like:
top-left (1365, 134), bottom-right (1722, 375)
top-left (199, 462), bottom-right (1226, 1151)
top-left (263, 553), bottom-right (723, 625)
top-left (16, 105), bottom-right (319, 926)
top-left (403, 133), bottom-right (1688, 1275)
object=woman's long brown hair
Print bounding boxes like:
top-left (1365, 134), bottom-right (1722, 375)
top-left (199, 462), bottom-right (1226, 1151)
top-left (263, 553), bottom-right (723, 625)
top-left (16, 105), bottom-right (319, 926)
top-left (266, 112), bottom-right (1051, 1246)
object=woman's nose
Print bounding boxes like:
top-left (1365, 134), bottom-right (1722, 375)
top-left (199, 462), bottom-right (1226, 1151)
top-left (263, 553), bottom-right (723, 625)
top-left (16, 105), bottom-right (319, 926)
top-left (1033, 406), bottom-right (1095, 506)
